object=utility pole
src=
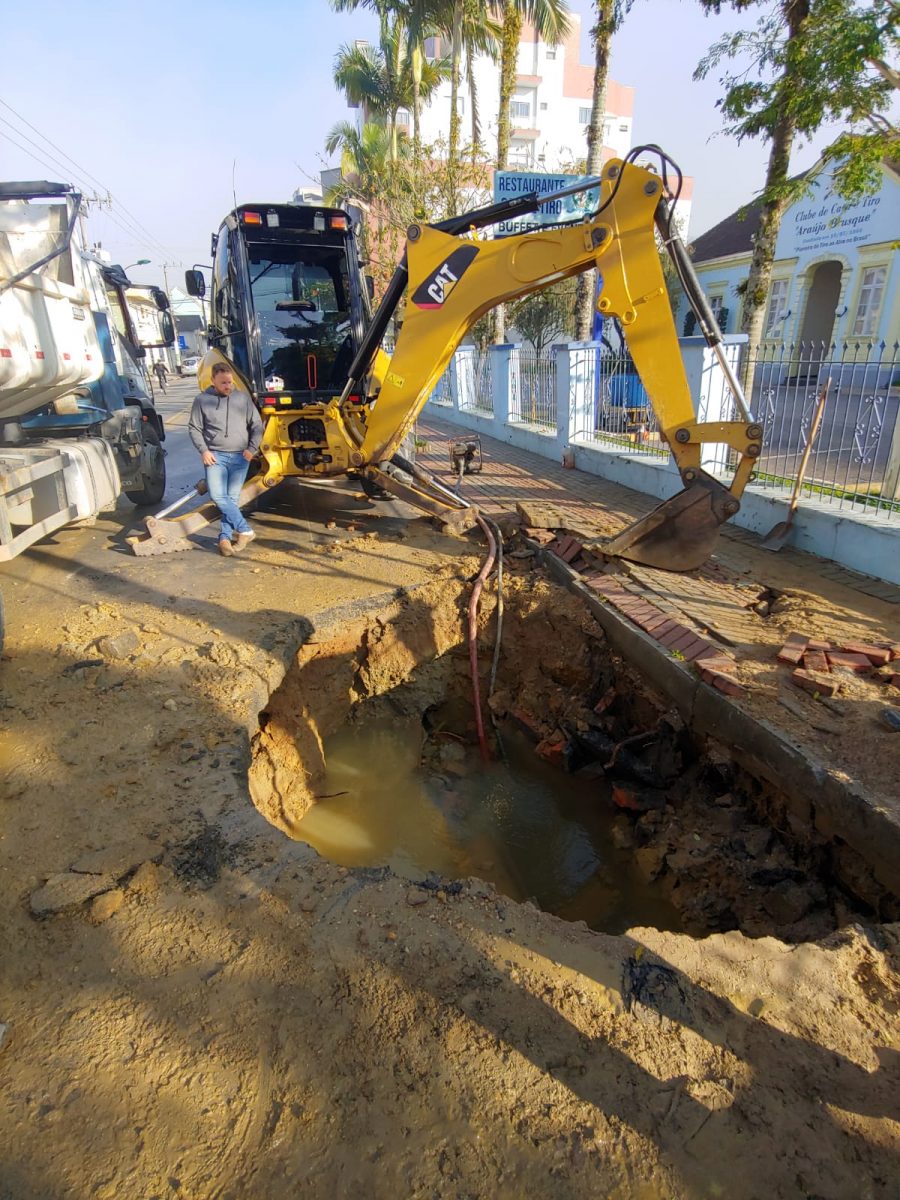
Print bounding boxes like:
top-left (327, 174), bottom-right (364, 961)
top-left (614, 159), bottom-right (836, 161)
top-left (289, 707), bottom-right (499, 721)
top-left (160, 261), bottom-right (180, 295)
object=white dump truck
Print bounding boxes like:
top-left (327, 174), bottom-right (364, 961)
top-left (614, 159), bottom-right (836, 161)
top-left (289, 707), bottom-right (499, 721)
top-left (0, 180), bottom-right (174, 647)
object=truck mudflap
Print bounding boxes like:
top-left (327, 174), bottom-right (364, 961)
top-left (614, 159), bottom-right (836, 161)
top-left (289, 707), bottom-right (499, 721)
top-left (0, 438), bottom-right (120, 563)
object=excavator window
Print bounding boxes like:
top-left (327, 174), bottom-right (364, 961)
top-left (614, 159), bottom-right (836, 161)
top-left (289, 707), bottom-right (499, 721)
top-left (247, 241), bottom-right (352, 396)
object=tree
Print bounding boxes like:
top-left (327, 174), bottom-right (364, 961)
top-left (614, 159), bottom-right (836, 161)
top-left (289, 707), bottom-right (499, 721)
top-left (437, 1), bottom-right (501, 165)
top-left (508, 277), bottom-right (577, 351)
top-left (573, 1), bottom-right (634, 340)
top-left (331, 2), bottom-right (450, 158)
top-left (325, 132), bottom-right (494, 299)
top-left (695, 0), bottom-right (899, 393)
top-left (324, 121), bottom-right (396, 264)
top-left (495, 0), bottom-right (571, 171)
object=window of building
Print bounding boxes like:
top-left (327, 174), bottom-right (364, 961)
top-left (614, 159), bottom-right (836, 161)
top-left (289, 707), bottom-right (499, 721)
top-left (510, 100), bottom-right (530, 120)
top-left (764, 279), bottom-right (790, 336)
top-left (540, 101), bottom-right (548, 110)
top-left (853, 266), bottom-right (887, 337)
top-left (619, 123), bottom-right (629, 132)
top-left (396, 108), bottom-right (410, 124)
top-left (579, 106), bottom-right (592, 124)
top-left (709, 295), bottom-right (730, 331)
top-left (509, 139), bottom-right (533, 167)
top-left (545, 46), bottom-right (557, 59)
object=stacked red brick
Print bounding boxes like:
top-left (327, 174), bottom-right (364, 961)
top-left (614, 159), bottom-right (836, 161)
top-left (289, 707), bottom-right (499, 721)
top-left (777, 634), bottom-right (900, 697)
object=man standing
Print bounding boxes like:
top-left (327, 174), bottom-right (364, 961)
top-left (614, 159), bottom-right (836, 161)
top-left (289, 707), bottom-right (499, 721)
top-left (188, 362), bottom-right (263, 556)
top-left (153, 360), bottom-right (168, 393)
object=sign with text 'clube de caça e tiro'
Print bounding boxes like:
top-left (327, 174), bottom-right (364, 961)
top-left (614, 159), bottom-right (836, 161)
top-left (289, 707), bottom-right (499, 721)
top-left (493, 172), bottom-right (600, 238)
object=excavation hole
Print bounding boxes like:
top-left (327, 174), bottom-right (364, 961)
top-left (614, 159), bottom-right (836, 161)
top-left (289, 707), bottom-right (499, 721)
top-left (299, 692), bottom-right (685, 935)
top-left (248, 570), bottom-right (884, 941)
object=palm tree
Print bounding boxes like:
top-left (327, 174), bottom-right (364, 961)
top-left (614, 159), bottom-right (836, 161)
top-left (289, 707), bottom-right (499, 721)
top-left (495, 0), bottom-right (571, 171)
top-left (333, 29), bottom-right (448, 158)
top-left (573, 1), bottom-right (633, 339)
top-left (492, 0), bottom-right (570, 341)
top-left (437, 1), bottom-right (501, 161)
top-left (324, 121), bottom-right (396, 262)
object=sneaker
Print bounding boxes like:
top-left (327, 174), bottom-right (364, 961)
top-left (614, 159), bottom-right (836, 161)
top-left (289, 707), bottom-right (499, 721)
top-left (218, 538), bottom-right (234, 557)
top-left (232, 529), bottom-right (256, 552)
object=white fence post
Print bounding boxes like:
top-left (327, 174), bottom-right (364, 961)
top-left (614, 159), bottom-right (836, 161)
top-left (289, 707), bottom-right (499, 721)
top-left (490, 344), bottom-right (513, 424)
top-left (680, 334), bottom-right (748, 475)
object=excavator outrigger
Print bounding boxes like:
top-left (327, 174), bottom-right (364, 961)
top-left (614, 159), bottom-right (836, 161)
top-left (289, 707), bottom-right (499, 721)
top-left (133, 147), bottom-right (761, 570)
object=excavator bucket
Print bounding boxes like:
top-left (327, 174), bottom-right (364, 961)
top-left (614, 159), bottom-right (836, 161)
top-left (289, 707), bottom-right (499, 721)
top-left (602, 475), bottom-right (738, 572)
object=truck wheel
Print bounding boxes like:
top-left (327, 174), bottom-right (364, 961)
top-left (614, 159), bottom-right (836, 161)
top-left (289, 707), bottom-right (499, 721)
top-left (125, 425), bottom-right (166, 506)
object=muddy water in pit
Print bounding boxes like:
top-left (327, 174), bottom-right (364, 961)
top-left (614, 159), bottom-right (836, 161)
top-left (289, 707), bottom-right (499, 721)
top-left (295, 703), bottom-right (684, 935)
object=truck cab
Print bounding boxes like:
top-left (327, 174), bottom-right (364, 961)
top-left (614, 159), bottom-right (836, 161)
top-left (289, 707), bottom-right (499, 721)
top-left (0, 180), bottom-right (174, 582)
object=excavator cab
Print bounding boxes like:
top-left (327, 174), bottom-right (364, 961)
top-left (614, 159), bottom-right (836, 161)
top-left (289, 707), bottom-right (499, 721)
top-left (197, 203), bottom-right (370, 410)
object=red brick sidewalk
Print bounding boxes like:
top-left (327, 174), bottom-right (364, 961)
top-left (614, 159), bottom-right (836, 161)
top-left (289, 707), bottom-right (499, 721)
top-left (417, 415), bottom-right (900, 608)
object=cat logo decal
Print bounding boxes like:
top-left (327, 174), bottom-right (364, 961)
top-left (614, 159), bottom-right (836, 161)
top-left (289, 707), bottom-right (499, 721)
top-left (412, 245), bottom-right (479, 309)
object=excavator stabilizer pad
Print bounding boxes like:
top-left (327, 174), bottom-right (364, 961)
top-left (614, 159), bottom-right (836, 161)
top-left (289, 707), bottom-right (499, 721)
top-left (435, 507), bottom-right (481, 537)
top-left (127, 532), bottom-right (197, 557)
top-left (602, 475), bottom-right (737, 572)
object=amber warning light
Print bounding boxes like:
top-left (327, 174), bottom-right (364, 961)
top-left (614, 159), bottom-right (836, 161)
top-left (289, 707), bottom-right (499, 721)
top-left (330, 215), bottom-right (348, 230)
top-left (242, 212), bottom-right (262, 225)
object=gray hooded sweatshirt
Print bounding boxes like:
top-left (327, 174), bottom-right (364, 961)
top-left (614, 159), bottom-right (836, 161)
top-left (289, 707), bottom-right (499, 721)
top-left (189, 385), bottom-right (263, 456)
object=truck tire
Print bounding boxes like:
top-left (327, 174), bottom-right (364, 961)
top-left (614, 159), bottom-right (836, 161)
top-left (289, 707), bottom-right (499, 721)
top-left (125, 425), bottom-right (166, 507)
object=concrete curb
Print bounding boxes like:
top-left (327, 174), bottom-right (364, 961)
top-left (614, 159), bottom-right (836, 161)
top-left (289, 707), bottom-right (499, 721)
top-left (540, 548), bottom-right (900, 906)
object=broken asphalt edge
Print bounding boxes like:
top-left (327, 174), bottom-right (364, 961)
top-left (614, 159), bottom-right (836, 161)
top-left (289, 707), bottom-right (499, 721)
top-left (538, 545), bottom-right (900, 905)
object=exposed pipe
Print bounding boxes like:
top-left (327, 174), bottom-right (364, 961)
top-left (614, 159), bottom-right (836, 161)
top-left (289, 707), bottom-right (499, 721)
top-left (467, 515), bottom-right (496, 762)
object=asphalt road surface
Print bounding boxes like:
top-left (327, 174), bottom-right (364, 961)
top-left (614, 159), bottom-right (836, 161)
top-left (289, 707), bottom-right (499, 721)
top-left (0, 375), bottom-right (413, 652)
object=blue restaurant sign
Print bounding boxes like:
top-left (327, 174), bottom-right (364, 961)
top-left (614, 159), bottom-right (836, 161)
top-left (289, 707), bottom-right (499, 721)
top-left (493, 171), bottom-right (600, 238)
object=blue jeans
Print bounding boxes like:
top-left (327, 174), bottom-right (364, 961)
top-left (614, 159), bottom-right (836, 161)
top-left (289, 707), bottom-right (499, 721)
top-left (205, 451), bottom-right (252, 541)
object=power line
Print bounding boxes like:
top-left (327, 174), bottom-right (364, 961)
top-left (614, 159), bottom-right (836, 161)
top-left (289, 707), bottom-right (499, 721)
top-left (0, 96), bottom-right (174, 258)
top-left (0, 126), bottom-right (183, 274)
top-left (0, 127), bottom-right (76, 186)
top-left (0, 123), bottom-right (176, 265)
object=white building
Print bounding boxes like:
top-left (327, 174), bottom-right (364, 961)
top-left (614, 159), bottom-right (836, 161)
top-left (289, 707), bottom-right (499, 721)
top-left (678, 159), bottom-right (899, 350)
top-left (342, 15), bottom-right (693, 234)
top-left (414, 14), bottom-right (634, 171)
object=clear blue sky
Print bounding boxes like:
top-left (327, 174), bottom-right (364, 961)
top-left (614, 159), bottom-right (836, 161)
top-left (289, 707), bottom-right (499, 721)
top-left (1, 0), bottom-right (844, 291)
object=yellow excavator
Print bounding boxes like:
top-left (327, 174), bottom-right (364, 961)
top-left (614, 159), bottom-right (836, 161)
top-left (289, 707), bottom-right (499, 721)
top-left (132, 146), bottom-right (761, 570)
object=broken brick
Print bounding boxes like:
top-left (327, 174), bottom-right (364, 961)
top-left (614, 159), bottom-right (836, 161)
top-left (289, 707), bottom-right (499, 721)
top-left (806, 639), bottom-right (833, 652)
top-left (791, 668), bottom-right (837, 698)
top-left (527, 527), bottom-right (556, 546)
top-left (535, 734), bottom-right (567, 767)
top-left (777, 634), bottom-right (808, 665)
top-left (802, 650), bottom-right (831, 674)
top-left (891, 673), bottom-right (900, 689)
top-left (553, 535), bottom-right (583, 564)
top-left (611, 784), bottom-right (666, 812)
top-left (826, 651), bottom-right (872, 674)
top-left (838, 642), bottom-right (891, 667)
top-left (699, 666), bottom-right (747, 698)
top-left (511, 708), bottom-right (543, 740)
top-left (593, 686), bottom-right (617, 715)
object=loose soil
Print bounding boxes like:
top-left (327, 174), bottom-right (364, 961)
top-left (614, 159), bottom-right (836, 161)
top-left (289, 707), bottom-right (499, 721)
top-left (1, 507), bottom-right (898, 1199)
